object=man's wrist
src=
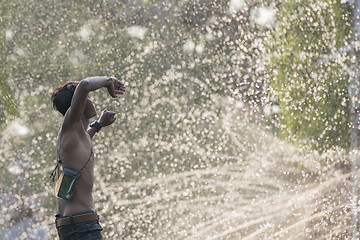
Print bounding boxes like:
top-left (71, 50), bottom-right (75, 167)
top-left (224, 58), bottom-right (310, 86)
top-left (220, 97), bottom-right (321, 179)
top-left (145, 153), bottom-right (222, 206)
top-left (90, 120), bottom-right (102, 132)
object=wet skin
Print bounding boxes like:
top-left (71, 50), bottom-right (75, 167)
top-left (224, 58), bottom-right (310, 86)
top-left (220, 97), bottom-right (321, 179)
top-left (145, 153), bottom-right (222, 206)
top-left (55, 76), bottom-right (125, 216)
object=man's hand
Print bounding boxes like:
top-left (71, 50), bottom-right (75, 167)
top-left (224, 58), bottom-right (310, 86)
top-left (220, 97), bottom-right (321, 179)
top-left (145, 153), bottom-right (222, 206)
top-left (98, 110), bottom-right (116, 127)
top-left (107, 77), bottom-right (126, 98)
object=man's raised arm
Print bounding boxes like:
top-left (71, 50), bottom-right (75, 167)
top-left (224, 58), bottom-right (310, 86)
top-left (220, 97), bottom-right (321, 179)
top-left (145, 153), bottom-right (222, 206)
top-left (63, 76), bottom-right (125, 131)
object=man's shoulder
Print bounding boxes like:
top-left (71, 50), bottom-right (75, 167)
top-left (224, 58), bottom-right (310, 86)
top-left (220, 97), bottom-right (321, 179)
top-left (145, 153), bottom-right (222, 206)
top-left (61, 109), bottom-right (78, 130)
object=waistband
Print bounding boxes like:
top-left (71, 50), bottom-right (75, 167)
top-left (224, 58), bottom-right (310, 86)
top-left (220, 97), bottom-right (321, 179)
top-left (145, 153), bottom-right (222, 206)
top-left (55, 211), bottom-right (99, 228)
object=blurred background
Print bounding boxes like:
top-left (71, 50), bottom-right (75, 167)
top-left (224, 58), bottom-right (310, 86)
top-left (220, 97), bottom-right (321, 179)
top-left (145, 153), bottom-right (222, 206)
top-left (0, 0), bottom-right (356, 239)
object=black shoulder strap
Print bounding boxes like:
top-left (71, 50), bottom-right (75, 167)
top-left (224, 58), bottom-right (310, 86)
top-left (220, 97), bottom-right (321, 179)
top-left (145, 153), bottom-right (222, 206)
top-left (80, 148), bottom-right (93, 172)
top-left (50, 159), bottom-right (62, 182)
top-left (50, 148), bottom-right (93, 182)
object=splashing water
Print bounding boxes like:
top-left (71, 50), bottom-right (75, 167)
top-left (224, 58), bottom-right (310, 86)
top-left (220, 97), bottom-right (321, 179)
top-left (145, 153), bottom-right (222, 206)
top-left (0, 0), bottom-right (355, 239)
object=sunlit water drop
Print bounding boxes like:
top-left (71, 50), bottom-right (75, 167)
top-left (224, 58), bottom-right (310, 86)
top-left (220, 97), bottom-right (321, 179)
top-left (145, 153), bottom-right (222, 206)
top-left (0, 0), bottom-right (355, 239)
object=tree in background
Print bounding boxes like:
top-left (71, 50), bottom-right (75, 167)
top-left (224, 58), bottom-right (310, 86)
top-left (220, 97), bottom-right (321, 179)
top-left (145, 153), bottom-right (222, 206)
top-left (0, 1), bottom-right (17, 119)
top-left (270, 0), bottom-right (352, 150)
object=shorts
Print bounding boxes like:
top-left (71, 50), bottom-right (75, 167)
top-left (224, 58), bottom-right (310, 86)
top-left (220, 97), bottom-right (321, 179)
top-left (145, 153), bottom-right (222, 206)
top-left (55, 211), bottom-right (103, 240)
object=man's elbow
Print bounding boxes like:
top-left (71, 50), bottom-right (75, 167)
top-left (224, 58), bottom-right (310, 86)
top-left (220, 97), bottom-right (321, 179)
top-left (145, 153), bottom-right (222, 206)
top-left (77, 79), bottom-right (90, 91)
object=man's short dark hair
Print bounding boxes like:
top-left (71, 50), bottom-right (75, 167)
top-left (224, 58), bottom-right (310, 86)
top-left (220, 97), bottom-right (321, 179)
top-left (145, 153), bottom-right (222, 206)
top-left (51, 82), bottom-right (79, 116)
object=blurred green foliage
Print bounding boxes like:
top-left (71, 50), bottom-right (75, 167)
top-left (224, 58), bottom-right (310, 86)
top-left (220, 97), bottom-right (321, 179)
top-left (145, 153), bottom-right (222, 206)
top-left (269, 0), bottom-right (352, 150)
top-left (0, 1), bottom-right (17, 119)
top-left (2, 0), bottom-right (356, 238)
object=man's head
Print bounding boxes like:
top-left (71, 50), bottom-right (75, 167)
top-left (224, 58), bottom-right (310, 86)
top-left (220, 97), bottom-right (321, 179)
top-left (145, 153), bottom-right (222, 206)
top-left (51, 82), bottom-right (79, 116)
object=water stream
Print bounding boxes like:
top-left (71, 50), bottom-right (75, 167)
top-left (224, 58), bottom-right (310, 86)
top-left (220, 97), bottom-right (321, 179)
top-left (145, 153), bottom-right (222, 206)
top-left (0, 0), bottom-right (355, 239)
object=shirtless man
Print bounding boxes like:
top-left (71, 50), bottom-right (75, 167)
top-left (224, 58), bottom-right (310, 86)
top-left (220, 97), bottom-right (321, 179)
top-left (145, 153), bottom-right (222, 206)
top-left (51, 76), bottom-right (126, 239)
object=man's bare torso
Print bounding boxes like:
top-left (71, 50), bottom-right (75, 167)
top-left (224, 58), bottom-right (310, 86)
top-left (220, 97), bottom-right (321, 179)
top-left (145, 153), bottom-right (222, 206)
top-left (52, 77), bottom-right (125, 217)
top-left (56, 127), bottom-right (95, 216)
